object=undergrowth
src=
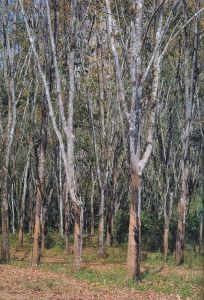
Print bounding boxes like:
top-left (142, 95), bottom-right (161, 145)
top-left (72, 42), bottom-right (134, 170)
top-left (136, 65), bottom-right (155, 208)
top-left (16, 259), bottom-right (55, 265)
top-left (3, 232), bottom-right (204, 300)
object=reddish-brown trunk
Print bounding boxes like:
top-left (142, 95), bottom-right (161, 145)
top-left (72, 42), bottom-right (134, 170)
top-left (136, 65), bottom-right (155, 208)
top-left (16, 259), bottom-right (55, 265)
top-left (31, 185), bottom-right (42, 266)
top-left (127, 171), bottom-right (141, 280)
top-left (41, 214), bottom-right (45, 255)
top-left (18, 226), bottom-right (24, 247)
top-left (31, 100), bottom-right (47, 266)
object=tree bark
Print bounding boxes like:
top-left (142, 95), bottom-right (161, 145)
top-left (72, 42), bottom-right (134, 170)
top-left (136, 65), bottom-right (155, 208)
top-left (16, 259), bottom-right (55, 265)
top-left (163, 220), bottom-right (169, 258)
top-left (73, 203), bottom-right (83, 267)
top-left (106, 202), bottom-right (114, 247)
top-left (127, 170), bottom-right (141, 280)
top-left (98, 188), bottom-right (105, 256)
top-left (11, 183), bottom-right (15, 235)
top-left (59, 149), bottom-right (64, 237)
top-left (175, 0), bottom-right (196, 265)
top-left (1, 170), bottom-right (10, 263)
top-left (199, 212), bottom-right (203, 253)
top-left (64, 183), bottom-right (69, 256)
top-left (90, 172), bottom-right (95, 236)
top-left (163, 193), bottom-right (173, 258)
top-left (18, 145), bottom-right (31, 246)
top-left (1, 0), bottom-right (17, 263)
top-left (31, 100), bottom-right (47, 266)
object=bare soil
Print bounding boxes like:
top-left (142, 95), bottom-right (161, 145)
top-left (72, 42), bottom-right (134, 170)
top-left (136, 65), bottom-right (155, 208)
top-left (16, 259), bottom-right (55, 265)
top-left (0, 265), bottom-right (175, 300)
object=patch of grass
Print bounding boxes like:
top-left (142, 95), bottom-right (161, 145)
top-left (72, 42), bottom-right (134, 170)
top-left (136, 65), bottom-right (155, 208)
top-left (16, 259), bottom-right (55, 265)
top-left (9, 233), bottom-right (33, 251)
top-left (6, 233), bottom-right (203, 300)
top-left (39, 260), bottom-right (195, 298)
top-left (22, 278), bottom-right (61, 293)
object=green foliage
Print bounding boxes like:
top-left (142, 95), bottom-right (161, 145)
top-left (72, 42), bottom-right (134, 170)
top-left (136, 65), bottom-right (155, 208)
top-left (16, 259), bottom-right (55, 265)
top-left (45, 231), bottom-right (65, 249)
top-left (115, 210), bottom-right (129, 244)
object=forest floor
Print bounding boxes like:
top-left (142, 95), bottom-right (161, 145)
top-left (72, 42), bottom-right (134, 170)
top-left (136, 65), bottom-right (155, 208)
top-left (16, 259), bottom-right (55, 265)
top-left (0, 233), bottom-right (203, 300)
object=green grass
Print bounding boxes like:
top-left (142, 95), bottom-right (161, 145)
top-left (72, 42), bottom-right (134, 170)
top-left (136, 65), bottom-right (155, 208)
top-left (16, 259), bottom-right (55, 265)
top-left (2, 232), bottom-right (203, 299)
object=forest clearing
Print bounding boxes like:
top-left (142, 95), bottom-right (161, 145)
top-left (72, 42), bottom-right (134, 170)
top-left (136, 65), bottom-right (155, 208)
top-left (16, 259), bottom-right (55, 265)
top-left (0, 0), bottom-right (204, 300)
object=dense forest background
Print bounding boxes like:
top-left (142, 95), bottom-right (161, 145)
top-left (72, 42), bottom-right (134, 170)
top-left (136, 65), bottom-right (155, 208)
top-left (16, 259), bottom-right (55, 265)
top-left (0, 0), bottom-right (203, 293)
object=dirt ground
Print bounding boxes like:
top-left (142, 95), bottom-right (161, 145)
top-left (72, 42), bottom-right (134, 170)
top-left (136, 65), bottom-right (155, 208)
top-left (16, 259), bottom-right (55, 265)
top-left (0, 265), bottom-right (177, 300)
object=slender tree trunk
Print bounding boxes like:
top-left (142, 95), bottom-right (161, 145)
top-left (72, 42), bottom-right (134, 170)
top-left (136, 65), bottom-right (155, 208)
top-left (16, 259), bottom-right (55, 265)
top-left (20, 0), bottom-right (83, 267)
top-left (67, 0), bottom-right (83, 267)
top-left (73, 203), bottom-right (83, 267)
top-left (1, 0), bottom-right (16, 264)
top-left (175, 0), bottom-right (198, 265)
top-left (199, 212), bottom-right (203, 253)
top-left (97, 36), bottom-right (106, 257)
top-left (32, 183), bottom-right (42, 266)
top-left (106, 203), bottom-right (114, 247)
top-left (176, 166), bottom-right (189, 265)
top-left (163, 219), bottom-right (169, 258)
top-left (64, 183), bottom-right (69, 256)
top-left (18, 148), bottom-right (31, 246)
top-left (1, 170), bottom-right (10, 263)
top-left (11, 183), bottom-right (15, 235)
top-left (98, 188), bottom-right (105, 256)
top-left (90, 172), bottom-right (95, 235)
top-left (41, 188), bottom-right (53, 254)
top-left (163, 193), bottom-right (173, 258)
top-left (28, 182), bottom-right (34, 239)
top-left (40, 208), bottom-right (45, 254)
top-left (59, 149), bottom-right (64, 237)
top-left (31, 101), bottom-right (47, 266)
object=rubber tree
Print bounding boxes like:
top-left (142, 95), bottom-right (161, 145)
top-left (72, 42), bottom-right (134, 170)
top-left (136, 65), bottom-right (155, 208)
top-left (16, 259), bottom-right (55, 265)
top-left (175, 1), bottom-right (200, 265)
top-left (20, 0), bottom-right (83, 267)
top-left (0, 0), bottom-right (17, 263)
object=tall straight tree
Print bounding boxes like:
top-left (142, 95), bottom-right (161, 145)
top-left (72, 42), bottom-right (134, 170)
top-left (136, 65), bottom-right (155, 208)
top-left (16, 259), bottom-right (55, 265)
top-left (20, 0), bottom-right (83, 267)
top-left (105, 0), bottom-right (181, 279)
top-left (1, 0), bottom-right (17, 263)
top-left (31, 96), bottom-right (47, 266)
top-left (175, 1), bottom-right (200, 265)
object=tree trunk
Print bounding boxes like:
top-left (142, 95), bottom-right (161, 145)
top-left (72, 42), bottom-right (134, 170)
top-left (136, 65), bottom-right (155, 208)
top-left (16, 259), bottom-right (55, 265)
top-left (18, 149), bottom-right (30, 246)
top-left (32, 184), bottom-right (42, 266)
top-left (175, 170), bottom-right (188, 265)
top-left (41, 208), bottom-right (45, 255)
top-left (175, 0), bottom-right (197, 265)
top-left (28, 182), bottom-right (34, 239)
top-left (1, 171), bottom-right (10, 263)
top-left (106, 203), bottom-right (114, 247)
top-left (127, 171), bottom-right (141, 280)
top-left (64, 183), bottom-right (69, 256)
top-left (11, 183), bottom-right (15, 235)
top-left (73, 204), bottom-right (83, 267)
top-left (1, 0), bottom-right (16, 264)
top-left (163, 193), bottom-right (173, 258)
top-left (59, 149), bottom-right (64, 237)
top-left (31, 100), bottom-right (47, 266)
top-left (199, 212), bottom-right (203, 253)
top-left (98, 188), bottom-right (105, 257)
top-left (90, 172), bottom-right (95, 236)
top-left (163, 219), bottom-right (169, 258)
